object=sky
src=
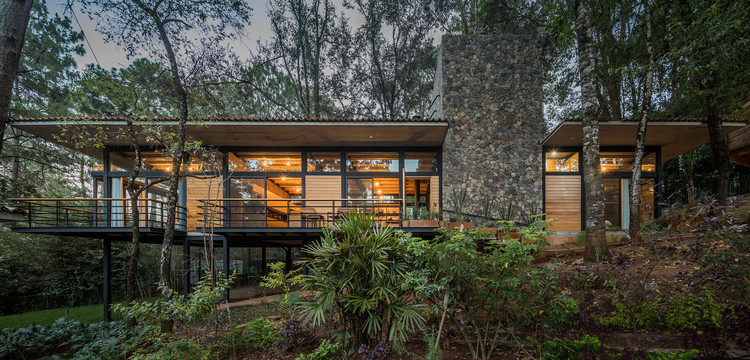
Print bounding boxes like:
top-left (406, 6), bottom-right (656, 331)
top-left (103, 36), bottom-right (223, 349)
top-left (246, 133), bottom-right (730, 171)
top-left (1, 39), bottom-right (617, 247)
top-left (46, 0), bottom-right (374, 71)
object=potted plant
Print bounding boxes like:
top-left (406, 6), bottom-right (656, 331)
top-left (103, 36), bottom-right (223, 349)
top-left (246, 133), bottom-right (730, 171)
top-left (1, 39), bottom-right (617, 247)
top-left (400, 209), bottom-right (412, 227)
top-left (410, 207), bottom-right (440, 228)
top-left (431, 208), bottom-right (446, 228)
top-left (447, 188), bottom-right (472, 230)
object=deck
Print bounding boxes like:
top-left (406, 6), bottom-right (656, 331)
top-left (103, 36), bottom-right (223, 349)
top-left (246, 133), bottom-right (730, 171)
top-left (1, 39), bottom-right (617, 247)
top-left (9, 197), bottom-right (440, 245)
top-left (728, 124), bottom-right (750, 168)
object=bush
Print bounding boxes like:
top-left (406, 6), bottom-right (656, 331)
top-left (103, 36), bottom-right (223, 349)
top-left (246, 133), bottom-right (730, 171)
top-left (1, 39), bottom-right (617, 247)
top-left (0, 318), bottom-right (148, 359)
top-left (540, 336), bottom-right (699, 360)
top-left (299, 213), bottom-right (425, 349)
top-left (405, 216), bottom-right (568, 359)
top-left (112, 271), bottom-right (233, 332)
top-left (296, 339), bottom-right (341, 360)
top-left (131, 338), bottom-right (217, 360)
top-left (241, 318), bottom-right (278, 349)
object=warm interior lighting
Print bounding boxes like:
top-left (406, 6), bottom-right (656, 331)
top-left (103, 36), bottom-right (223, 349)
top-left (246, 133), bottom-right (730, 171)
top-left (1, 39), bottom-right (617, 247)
top-left (281, 176), bottom-right (286, 181)
top-left (551, 151), bottom-right (557, 156)
top-left (377, 189), bottom-right (382, 194)
top-left (374, 182), bottom-right (379, 186)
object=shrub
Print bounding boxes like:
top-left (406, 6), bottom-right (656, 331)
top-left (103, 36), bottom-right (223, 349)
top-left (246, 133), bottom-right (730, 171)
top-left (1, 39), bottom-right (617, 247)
top-left (0, 318), bottom-right (148, 359)
top-left (540, 336), bottom-right (699, 360)
top-left (241, 318), bottom-right (278, 349)
top-left (299, 213), bottom-right (425, 349)
top-left (275, 317), bottom-right (312, 351)
top-left (112, 271), bottom-right (234, 332)
top-left (260, 261), bottom-right (304, 318)
top-left (295, 339), bottom-right (341, 360)
top-left (405, 216), bottom-right (566, 359)
top-left (131, 338), bottom-right (217, 360)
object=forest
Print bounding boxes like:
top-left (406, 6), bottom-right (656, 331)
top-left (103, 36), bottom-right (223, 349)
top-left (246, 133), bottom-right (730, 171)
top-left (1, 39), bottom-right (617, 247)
top-left (0, 0), bottom-right (748, 359)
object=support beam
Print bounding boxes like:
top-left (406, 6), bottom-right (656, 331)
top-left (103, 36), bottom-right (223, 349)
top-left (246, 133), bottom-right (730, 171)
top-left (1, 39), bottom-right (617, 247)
top-left (223, 236), bottom-right (229, 302)
top-left (183, 238), bottom-right (190, 296)
top-left (103, 238), bottom-right (112, 321)
top-left (285, 246), bottom-right (292, 273)
top-left (261, 246), bottom-right (267, 275)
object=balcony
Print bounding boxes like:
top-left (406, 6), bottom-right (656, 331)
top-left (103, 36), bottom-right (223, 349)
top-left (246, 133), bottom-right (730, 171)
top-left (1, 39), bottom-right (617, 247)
top-left (9, 198), bottom-right (187, 240)
top-left (197, 198), bottom-right (403, 230)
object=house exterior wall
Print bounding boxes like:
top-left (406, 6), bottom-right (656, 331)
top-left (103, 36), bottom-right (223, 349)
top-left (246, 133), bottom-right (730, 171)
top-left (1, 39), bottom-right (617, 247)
top-left (430, 35), bottom-right (544, 221)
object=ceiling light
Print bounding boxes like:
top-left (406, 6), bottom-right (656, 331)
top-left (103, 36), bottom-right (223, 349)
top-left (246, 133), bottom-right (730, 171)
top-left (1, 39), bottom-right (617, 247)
top-left (369, 135), bottom-right (374, 139)
top-left (375, 182), bottom-right (379, 186)
top-left (282, 176), bottom-right (286, 181)
top-left (378, 190), bottom-right (382, 194)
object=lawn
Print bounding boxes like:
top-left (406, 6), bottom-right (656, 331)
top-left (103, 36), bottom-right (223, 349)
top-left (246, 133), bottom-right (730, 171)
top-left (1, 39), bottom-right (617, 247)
top-left (0, 303), bottom-right (126, 329)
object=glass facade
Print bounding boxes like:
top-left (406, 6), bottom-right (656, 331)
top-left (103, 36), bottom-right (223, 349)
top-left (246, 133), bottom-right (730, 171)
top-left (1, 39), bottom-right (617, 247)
top-left (346, 152), bottom-right (399, 172)
top-left (307, 152), bottom-right (341, 172)
top-left (545, 151), bottom-right (579, 172)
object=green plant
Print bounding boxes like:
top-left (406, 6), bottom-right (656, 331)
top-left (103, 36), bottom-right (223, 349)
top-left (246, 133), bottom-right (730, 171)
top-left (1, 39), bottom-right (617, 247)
top-left (480, 197), bottom-right (495, 222)
top-left (449, 188), bottom-right (467, 222)
top-left (131, 337), bottom-right (217, 360)
top-left (663, 289), bottom-right (727, 330)
top-left (241, 318), bottom-right (278, 348)
top-left (300, 212), bottom-right (425, 350)
top-left (260, 262), bottom-right (304, 318)
top-left (539, 335), bottom-right (612, 360)
top-left (296, 339), bottom-right (341, 360)
top-left (416, 206), bottom-right (430, 220)
top-left (404, 216), bottom-right (562, 359)
top-left (0, 318), bottom-right (148, 359)
top-left (112, 271), bottom-right (234, 334)
top-left (423, 327), bottom-right (443, 360)
top-left (497, 197), bottom-right (515, 222)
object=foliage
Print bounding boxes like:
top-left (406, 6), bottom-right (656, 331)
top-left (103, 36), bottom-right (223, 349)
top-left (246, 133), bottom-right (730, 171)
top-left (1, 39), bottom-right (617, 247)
top-left (595, 288), bottom-right (728, 331)
top-left (112, 271), bottom-right (233, 331)
top-left (241, 318), bottom-right (279, 349)
top-left (296, 339), bottom-right (341, 360)
top-left (260, 261), bottom-right (304, 318)
top-left (405, 216), bottom-right (567, 359)
top-left (358, 340), bottom-right (391, 360)
top-left (448, 188), bottom-right (467, 223)
top-left (540, 335), bottom-right (699, 360)
top-left (423, 327), bottom-right (443, 360)
top-left (0, 318), bottom-right (148, 359)
top-left (275, 317), bottom-right (312, 351)
top-left (131, 337), bottom-right (217, 360)
top-left (299, 212), bottom-right (425, 349)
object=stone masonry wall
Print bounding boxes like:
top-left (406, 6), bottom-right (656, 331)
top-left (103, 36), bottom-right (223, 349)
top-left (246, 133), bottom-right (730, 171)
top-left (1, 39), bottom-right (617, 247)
top-left (431, 35), bottom-right (544, 221)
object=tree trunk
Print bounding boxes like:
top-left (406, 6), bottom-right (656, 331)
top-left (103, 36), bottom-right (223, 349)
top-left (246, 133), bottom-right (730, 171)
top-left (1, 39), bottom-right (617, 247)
top-left (574, 0), bottom-right (610, 261)
top-left (628, 0), bottom-right (654, 244)
top-left (681, 154), bottom-right (696, 207)
top-left (0, 0), bottom-right (33, 156)
top-left (125, 120), bottom-right (142, 329)
top-left (703, 90), bottom-right (730, 205)
top-left (137, 0), bottom-right (190, 332)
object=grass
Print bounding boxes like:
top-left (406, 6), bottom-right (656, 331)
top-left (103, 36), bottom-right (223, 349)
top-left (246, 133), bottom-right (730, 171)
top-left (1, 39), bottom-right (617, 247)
top-left (229, 302), bottom-right (277, 326)
top-left (0, 303), bottom-right (127, 329)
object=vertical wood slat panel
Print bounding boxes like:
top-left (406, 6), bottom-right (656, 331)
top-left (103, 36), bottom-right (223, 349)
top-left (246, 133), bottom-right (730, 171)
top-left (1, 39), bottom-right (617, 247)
top-left (186, 177), bottom-right (224, 231)
top-left (545, 175), bottom-right (581, 232)
top-left (306, 175), bottom-right (342, 214)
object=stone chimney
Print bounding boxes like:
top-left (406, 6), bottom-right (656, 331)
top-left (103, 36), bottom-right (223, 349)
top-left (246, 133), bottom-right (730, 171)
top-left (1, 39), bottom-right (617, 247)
top-left (430, 35), bottom-right (544, 221)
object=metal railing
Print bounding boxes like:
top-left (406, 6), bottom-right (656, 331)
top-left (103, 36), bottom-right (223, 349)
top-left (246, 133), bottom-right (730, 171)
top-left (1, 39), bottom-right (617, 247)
top-left (9, 198), bottom-right (187, 230)
top-left (197, 198), bottom-right (403, 229)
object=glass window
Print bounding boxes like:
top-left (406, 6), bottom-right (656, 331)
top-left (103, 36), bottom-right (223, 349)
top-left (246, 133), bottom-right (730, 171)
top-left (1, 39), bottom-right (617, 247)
top-left (109, 151), bottom-right (172, 172)
top-left (230, 178), bottom-right (265, 199)
top-left (185, 151), bottom-right (222, 172)
top-left (404, 152), bottom-right (438, 172)
top-left (307, 152), bottom-right (341, 172)
top-left (346, 152), bottom-right (398, 172)
top-left (229, 152), bottom-right (301, 172)
top-left (347, 178), bottom-right (373, 198)
top-left (545, 151), bottom-right (579, 172)
top-left (267, 176), bottom-right (302, 198)
top-left (600, 152), bottom-right (656, 172)
top-left (604, 178), bottom-right (621, 229)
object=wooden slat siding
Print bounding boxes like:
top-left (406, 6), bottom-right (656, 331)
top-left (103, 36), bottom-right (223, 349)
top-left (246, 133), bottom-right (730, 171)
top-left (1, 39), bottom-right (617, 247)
top-left (186, 177), bottom-right (223, 231)
top-left (728, 125), bottom-right (750, 168)
top-left (305, 175), bottom-right (342, 214)
top-left (545, 175), bottom-right (582, 232)
top-left (430, 176), bottom-right (440, 211)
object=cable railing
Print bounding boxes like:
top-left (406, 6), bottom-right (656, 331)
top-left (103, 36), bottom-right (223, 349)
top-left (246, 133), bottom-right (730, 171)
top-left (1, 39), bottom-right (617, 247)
top-left (9, 198), bottom-right (187, 230)
top-left (197, 198), bottom-right (403, 229)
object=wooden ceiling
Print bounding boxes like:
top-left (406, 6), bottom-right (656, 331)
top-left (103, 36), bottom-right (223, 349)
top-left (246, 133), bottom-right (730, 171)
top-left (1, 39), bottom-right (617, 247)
top-left (543, 120), bottom-right (748, 162)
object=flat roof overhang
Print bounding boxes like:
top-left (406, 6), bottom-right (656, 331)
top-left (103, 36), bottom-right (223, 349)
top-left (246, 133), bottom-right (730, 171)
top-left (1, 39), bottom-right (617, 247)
top-left (9, 118), bottom-right (449, 152)
top-left (542, 119), bottom-right (748, 161)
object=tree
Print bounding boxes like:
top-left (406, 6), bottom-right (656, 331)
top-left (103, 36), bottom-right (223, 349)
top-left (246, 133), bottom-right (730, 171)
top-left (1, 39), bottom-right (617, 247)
top-left (265, 0), bottom-right (341, 117)
top-left (628, 0), bottom-right (654, 243)
top-left (348, 0), bottom-right (438, 118)
top-left (573, 0), bottom-right (609, 261)
top-left (0, 0), bottom-right (34, 156)
top-left (668, 0), bottom-right (750, 205)
top-left (80, 0), bottom-right (251, 330)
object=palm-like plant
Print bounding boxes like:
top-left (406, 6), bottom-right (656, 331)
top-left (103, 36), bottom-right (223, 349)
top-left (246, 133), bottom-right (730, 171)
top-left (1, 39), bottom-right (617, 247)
top-left (299, 212), bottom-right (425, 350)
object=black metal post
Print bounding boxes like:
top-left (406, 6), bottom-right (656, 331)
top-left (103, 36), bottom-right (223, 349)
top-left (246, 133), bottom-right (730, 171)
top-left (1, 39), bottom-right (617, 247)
top-left (223, 236), bottom-right (230, 302)
top-left (103, 238), bottom-right (112, 321)
top-left (183, 238), bottom-right (190, 297)
top-left (285, 247), bottom-right (292, 273)
top-left (261, 246), bottom-right (267, 275)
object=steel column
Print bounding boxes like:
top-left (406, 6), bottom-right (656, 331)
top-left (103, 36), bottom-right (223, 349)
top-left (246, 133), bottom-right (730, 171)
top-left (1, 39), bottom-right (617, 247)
top-left (103, 238), bottom-right (112, 321)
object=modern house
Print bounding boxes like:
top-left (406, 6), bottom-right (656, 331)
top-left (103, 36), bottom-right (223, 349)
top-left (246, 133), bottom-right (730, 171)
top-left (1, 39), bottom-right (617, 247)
top-left (6, 35), bottom-right (747, 318)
